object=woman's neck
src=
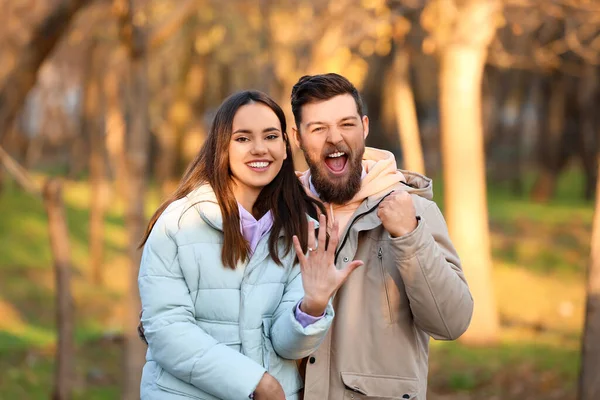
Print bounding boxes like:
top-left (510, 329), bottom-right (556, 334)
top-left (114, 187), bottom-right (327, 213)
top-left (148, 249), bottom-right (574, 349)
top-left (232, 185), bottom-right (261, 218)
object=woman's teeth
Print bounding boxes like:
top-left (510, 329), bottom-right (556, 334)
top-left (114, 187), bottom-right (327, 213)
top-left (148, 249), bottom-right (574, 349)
top-left (248, 162), bottom-right (269, 168)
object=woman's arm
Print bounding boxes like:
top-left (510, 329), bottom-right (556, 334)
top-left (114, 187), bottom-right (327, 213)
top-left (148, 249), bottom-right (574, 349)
top-left (270, 215), bottom-right (362, 359)
top-left (139, 215), bottom-right (267, 399)
top-left (269, 264), bottom-right (334, 359)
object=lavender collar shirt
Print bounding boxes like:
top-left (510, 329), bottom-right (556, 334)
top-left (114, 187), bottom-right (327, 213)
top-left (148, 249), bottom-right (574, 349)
top-left (238, 204), bottom-right (323, 327)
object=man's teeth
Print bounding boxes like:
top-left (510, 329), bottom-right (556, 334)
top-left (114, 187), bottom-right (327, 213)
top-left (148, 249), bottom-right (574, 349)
top-left (327, 152), bottom-right (346, 158)
top-left (248, 162), bottom-right (269, 168)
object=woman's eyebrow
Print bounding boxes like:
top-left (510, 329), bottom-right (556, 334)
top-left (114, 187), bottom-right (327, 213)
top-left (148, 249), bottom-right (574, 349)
top-left (233, 127), bottom-right (280, 134)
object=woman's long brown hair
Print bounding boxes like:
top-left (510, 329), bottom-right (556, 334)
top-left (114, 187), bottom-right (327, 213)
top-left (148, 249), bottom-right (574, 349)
top-left (140, 90), bottom-right (325, 268)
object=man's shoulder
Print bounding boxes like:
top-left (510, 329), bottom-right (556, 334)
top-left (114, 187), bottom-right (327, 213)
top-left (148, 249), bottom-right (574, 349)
top-left (410, 192), bottom-right (438, 213)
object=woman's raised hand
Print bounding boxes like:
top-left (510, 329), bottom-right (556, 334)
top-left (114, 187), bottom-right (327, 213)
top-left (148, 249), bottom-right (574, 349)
top-left (292, 214), bottom-right (363, 316)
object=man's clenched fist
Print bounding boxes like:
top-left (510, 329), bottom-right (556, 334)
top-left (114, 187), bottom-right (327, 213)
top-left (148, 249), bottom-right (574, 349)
top-left (377, 191), bottom-right (418, 238)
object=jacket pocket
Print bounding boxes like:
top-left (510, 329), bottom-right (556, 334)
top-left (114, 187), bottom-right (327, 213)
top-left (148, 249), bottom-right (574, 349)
top-left (341, 372), bottom-right (419, 400)
top-left (155, 366), bottom-right (220, 400)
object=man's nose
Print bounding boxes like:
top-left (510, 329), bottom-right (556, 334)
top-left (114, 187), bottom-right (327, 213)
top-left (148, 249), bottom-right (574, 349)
top-left (326, 126), bottom-right (343, 145)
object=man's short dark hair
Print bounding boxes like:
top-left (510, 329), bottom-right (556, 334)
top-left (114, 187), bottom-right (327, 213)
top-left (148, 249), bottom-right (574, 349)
top-left (291, 73), bottom-right (364, 131)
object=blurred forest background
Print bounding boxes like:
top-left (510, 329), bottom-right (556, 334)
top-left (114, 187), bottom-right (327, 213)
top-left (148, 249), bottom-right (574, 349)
top-left (0, 0), bottom-right (599, 399)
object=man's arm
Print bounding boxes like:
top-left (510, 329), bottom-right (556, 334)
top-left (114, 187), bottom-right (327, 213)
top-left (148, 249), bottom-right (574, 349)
top-left (388, 200), bottom-right (474, 340)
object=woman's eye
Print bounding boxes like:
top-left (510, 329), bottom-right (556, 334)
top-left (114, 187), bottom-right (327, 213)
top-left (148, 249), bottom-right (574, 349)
top-left (235, 137), bottom-right (249, 142)
top-left (266, 134), bottom-right (280, 140)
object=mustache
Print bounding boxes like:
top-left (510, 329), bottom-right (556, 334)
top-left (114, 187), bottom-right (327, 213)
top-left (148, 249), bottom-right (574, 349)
top-left (322, 144), bottom-right (352, 157)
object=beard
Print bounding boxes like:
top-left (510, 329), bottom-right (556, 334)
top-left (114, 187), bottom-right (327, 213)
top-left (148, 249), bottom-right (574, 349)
top-left (301, 141), bottom-right (365, 204)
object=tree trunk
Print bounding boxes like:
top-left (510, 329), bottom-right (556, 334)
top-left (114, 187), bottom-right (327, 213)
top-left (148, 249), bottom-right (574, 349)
top-left (392, 46), bottom-right (425, 174)
top-left (577, 66), bottom-right (599, 201)
top-left (162, 22), bottom-right (207, 196)
top-left (104, 66), bottom-right (128, 201)
top-left (68, 133), bottom-right (89, 179)
top-left (502, 69), bottom-right (528, 195)
top-left (579, 156), bottom-right (600, 400)
top-left (482, 66), bottom-right (503, 150)
top-left (362, 52), bottom-right (396, 152)
top-left (117, 0), bottom-right (150, 398)
top-left (85, 41), bottom-right (106, 286)
top-left (123, 55), bottom-right (148, 400)
top-left (179, 58), bottom-right (207, 174)
top-left (531, 73), bottom-right (568, 202)
top-left (43, 179), bottom-right (74, 400)
top-left (161, 23), bottom-right (195, 196)
top-left (438, 0), bottom-right (501, 345)
top-left (0, 0), bottom-right (90, 140)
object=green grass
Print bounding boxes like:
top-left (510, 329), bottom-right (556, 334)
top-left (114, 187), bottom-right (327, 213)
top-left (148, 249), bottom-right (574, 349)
top-left (0, 169), bottom-right (593, 399)
top-left (429, 340), bottom-right (579, 397)
top-left (430, 168), bottom-right (593, 278)
top-left (0, 335), bottom-right (122, 399)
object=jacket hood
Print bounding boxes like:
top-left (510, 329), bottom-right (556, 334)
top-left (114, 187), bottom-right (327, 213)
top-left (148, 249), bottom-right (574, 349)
top-left (186, 184), bottom-right (224, 231)
top-left (395, 169), bottom-right (433, 201)
top-left (296, 147), bottom-right (436, 231)
top-left (296, 147), bottom-right (435, 204)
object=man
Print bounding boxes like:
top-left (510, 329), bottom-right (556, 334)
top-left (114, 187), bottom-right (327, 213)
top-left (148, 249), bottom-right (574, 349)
top-left (289, 73), bottom-right (473, 400)
top-left (139, 73), bottom-right (473, 399)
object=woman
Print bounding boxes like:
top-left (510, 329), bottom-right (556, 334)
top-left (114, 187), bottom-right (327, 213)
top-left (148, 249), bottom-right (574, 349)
top-left (138, 91), bottom-right (362, 400)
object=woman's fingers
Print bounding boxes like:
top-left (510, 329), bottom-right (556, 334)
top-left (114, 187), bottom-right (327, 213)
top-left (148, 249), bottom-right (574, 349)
top-left (317, 214), bottom-right (327, 252)
top-left (307, 220), bottom-right (316, 251)
top-left (292, 235), bottom-right (308, 266)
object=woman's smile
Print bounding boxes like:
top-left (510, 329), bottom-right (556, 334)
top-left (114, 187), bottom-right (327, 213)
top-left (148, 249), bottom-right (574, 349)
top-left (246, 159), bottom-right (272, 172)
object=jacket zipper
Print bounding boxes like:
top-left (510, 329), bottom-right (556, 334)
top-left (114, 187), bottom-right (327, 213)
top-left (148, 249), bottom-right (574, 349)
top-left (379, 247), bottom-right (393, 323)
top-left (334, 193), bottom-right (394, 264)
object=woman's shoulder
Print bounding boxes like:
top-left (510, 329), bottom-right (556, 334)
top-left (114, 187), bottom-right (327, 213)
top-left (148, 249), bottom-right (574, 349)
top-left (152, 186), bottom-right (218, 241)
top-left (157, 197), bottom-right (198, 227)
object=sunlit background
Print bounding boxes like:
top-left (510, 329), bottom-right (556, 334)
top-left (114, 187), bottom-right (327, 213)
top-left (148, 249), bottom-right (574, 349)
top-left (0, 0), bottom-right (598, 399)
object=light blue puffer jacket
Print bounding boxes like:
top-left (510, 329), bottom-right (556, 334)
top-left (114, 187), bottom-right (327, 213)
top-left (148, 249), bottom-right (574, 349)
top-left (138, 185), bottom-right (334, 400)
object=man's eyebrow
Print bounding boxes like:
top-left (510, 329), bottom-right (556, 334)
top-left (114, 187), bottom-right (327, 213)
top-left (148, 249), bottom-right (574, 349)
top-left (305, 116), bottom-right (358, 128)
top-left (305, 121), bottom-right (326, 128)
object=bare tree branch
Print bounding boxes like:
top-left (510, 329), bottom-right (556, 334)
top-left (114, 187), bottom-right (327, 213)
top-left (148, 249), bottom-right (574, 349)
top-left (0, 0), bottom-right (92, 141)
top-left (0, 145), bottom-right (41, 196)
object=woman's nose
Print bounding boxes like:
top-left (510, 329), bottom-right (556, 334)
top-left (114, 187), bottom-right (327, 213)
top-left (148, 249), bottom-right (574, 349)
top-left (251, 139), bottom-right (267, 154)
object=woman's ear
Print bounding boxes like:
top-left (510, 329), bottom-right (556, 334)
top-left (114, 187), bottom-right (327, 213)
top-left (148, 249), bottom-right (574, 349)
top-left (283, 132), bottom-right (289, 160)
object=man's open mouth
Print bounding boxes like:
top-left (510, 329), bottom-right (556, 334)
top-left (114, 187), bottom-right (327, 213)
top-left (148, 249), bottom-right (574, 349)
top-left (324, 151), bottom-right (348, 174)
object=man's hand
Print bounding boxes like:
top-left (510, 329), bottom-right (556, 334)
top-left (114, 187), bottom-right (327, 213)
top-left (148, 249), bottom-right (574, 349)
top-left (293, 214), bottom-right (363, 316)
top-left (377, 191), bottom-right (418, 238)
top-left (253, 373), bottom-right (285, 400)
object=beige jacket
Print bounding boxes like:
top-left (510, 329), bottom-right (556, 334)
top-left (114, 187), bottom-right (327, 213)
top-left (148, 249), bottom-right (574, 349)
top-left (300, 168), bottom-right (473, 400)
